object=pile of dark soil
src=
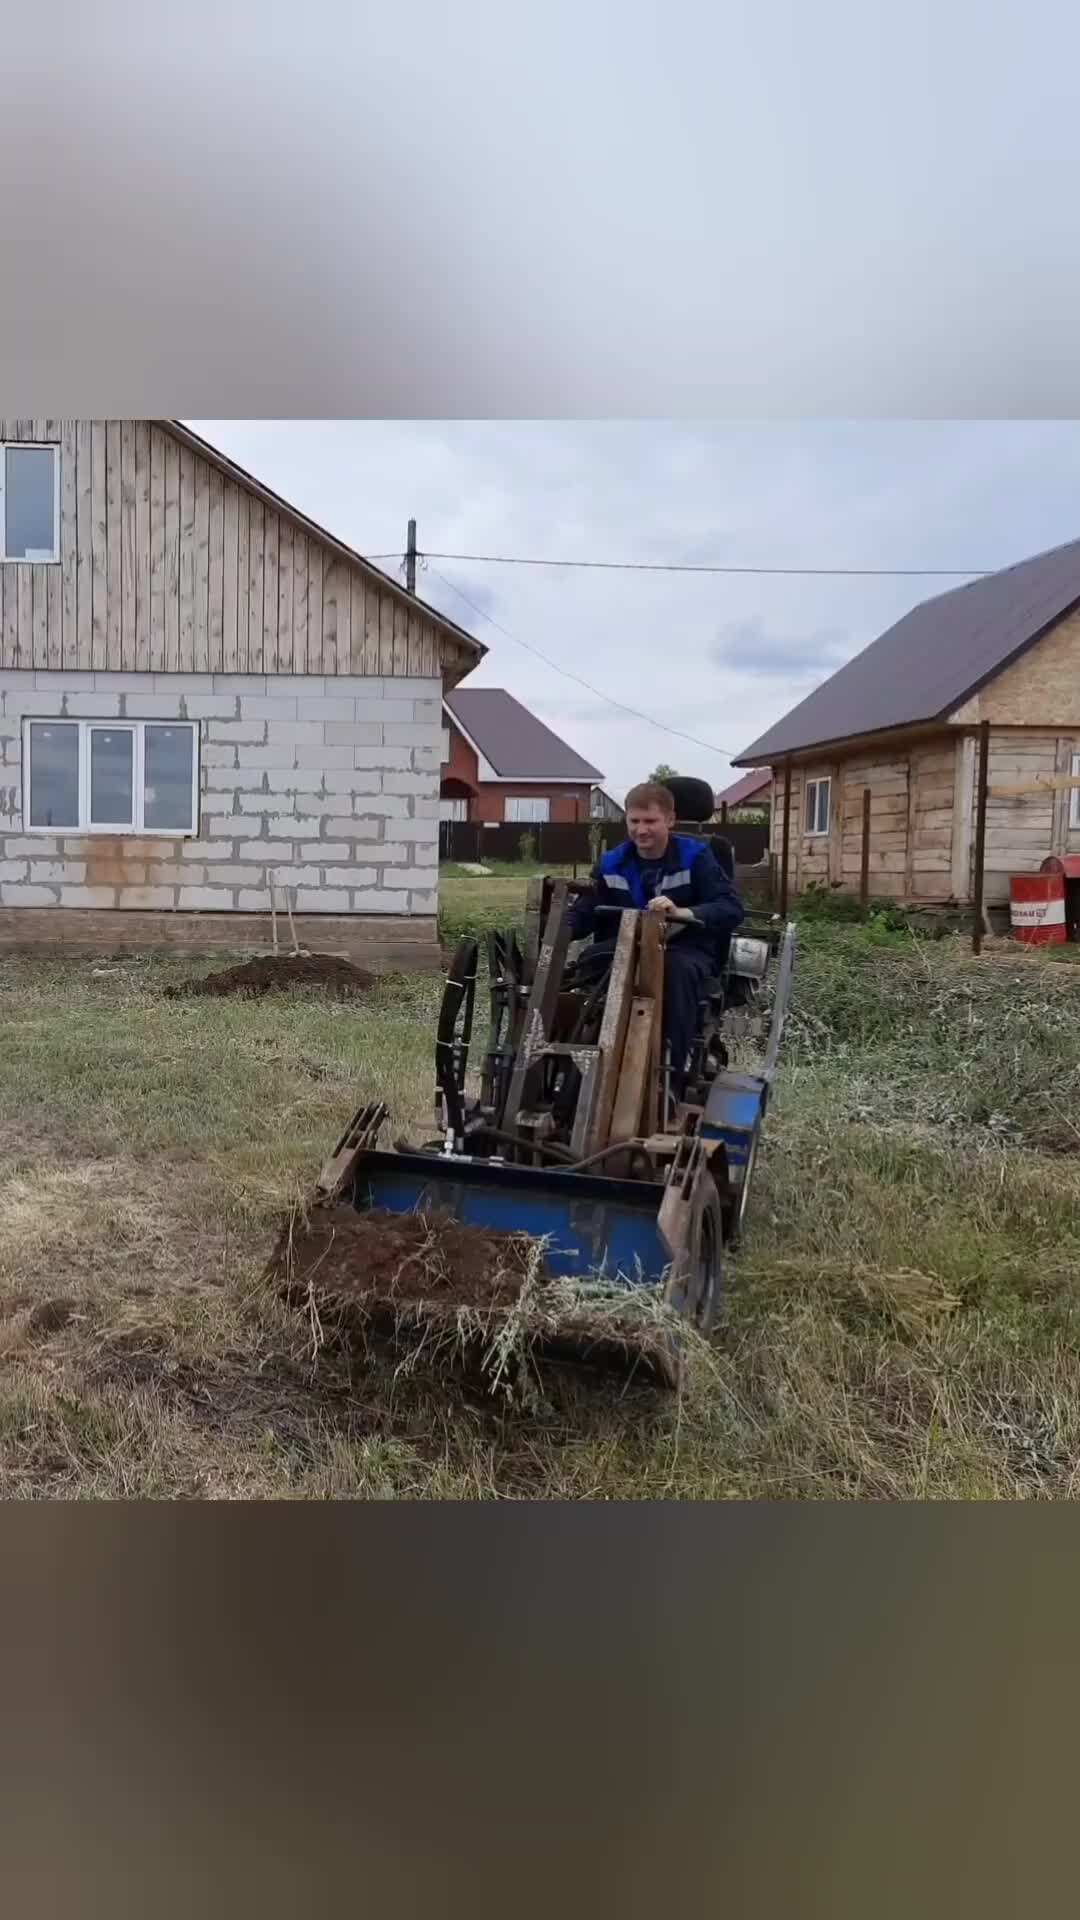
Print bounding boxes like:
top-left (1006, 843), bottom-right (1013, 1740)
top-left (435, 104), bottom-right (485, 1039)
top-left (266, 1204), bottom-right (681, 1390)
top-left (165, 953), bottom-right (376, 1000)
top-left (272, 1205), bottom-right (535, 1312)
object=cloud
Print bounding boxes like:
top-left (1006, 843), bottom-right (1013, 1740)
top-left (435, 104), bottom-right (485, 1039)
top-left (417, 566), bottom-right (501, 627)
top-left (711, 614), bottom-right (852, 681)
top-left (187, 418), bottom-right (1080, 796)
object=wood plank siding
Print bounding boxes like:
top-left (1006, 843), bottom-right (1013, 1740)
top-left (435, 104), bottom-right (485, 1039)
top-left (768, 725), bottom-right (1080, 908)
top-left (0, 420), bottom-right (455, 680)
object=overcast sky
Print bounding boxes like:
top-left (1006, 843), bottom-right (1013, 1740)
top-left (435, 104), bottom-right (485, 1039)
top-left (189, 422), bottom-right (1080, 798)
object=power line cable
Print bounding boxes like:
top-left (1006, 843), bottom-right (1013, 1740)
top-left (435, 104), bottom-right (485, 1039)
top-left (367, 548), bottom-right (993, 580)
top-left (424, 564), bottom-right (739, 762)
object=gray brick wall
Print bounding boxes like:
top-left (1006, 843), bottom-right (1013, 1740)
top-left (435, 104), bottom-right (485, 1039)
top-left (0, 670), bottom-right (440, 914)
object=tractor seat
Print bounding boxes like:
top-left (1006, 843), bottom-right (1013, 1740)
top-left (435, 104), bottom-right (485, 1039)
top-left (662, 775), bottom-right (736, 881)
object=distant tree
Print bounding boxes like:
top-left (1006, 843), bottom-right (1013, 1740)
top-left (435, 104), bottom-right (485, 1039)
top-left (650, 763), bottom-right (678, 784)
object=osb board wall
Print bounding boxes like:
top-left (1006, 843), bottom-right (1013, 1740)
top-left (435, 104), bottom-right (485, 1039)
top-left (0, 420), bottom-right (457, 681)
top-left (950, 605), bottom-right (1080, 727)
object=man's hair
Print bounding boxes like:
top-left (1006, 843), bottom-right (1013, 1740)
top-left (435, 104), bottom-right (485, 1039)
top-left (624, 781), bottom-right (676, 817)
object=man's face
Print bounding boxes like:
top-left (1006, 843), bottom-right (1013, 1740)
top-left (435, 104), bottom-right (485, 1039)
top-left (627, 805), bottom-right (672, 860)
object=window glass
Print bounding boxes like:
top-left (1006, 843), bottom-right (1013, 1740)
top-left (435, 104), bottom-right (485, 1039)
top-left (506, 796), bottom-right (550, 823)
top-left (90, 729), bottom-right (134, 824)
top-left (144, 725), bottom-right (194, 829)
top-left (6, 446), bottom-right (56, 559)
top-left (28, 723), bottom-right (79, 827)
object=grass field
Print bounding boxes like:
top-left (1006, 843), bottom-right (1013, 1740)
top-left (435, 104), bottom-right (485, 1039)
top-left (1, 909), bottom-right (1080, 1500)
top-left (438, 860), bottom-right (772, 946)
top-left (438, 862), bottom-right (573, 945)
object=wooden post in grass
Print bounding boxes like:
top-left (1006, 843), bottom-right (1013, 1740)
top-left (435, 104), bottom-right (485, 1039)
top-left (779, 758), bottom-right (793, 917)
top-left (972, 719), bottom-right (991, 956)
top-left (859, 786), bottom-right (872, 909)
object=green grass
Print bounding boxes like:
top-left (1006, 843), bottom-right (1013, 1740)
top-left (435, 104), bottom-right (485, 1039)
top-left (438, 858), bottom-right (772, 950)
top-left (438, 865), bottom-right (546, 946)
top-left (0, 927), bottom-right (1079, 1498)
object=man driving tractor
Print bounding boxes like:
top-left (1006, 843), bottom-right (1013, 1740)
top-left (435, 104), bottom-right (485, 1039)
top-left (569, 781), bottom-right (745, 1100)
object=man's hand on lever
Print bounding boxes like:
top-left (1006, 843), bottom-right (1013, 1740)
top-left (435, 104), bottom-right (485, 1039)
top-left (646, 895), bottom-right (695, 923)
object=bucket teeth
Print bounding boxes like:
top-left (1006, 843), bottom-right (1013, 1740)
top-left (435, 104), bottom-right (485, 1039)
top-left (314, 1100), bottom-right (388, 1201)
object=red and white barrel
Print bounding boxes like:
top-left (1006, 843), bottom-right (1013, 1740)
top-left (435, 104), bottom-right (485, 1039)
top-left (1009, 872), bottom-right (1066, 945)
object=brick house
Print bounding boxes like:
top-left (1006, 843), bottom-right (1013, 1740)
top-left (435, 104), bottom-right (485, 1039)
top-left (0, 419), bottom-right (483, 969)
top-left (714, 768), bottom-right (771, 817)
top-left (732, 533), bottom-right (1080, 908)
top-left (439, 687), bottom-right (602, 825)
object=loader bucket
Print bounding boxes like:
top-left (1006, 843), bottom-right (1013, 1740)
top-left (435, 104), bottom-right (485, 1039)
top-left (268, 1148), bottom-right (696, 1391)
top-left (347, 1149), bottom-right (673, 1284)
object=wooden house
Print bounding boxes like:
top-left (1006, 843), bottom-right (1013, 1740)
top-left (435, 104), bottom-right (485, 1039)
top-left (731, 536), bottom-right (1080, 909)
top-left (0, 420), bottom-right (483, 969)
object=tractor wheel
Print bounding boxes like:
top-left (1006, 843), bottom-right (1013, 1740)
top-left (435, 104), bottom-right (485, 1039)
top-left (688, 1187), bottom-right (725, 1337)
top-left (435, 937), bottom-right (479, 1135)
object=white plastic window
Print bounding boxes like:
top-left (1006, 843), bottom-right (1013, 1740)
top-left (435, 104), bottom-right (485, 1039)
top-left (1, 443), bottom-right (60, 561)
top-left (804, 777), bottom-right (831, 836)
top-left (505, 796), bottom-right (551, 824)
top-left (24, 720), bottom-right (199, 834)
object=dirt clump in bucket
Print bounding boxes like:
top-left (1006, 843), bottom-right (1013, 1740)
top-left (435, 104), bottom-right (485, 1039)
top-left (266, 1205), bottom-right (682, 1391)
top-left (270, 1206), bottom-right (536, 1314)
top-left (166, 953), bottom-right (376, 1000)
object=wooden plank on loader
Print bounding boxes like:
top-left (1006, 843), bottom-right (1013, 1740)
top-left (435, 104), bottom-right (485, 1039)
top-left (611, 998), bottom-right (656, 1143)
top-left (587, 914), bottom-right (639, 1156)
top-left (638, 914), bottom-right (665, 1135)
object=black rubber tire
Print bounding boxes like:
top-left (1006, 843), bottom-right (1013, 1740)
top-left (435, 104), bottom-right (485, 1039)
top-left (435, 937), bottom-right (479, 1135)
top-left (690, 1188), bottom-right (725, 1337)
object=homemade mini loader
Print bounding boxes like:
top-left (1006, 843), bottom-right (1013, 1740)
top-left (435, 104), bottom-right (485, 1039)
top-left (303, 779), bottom-right (796, 1360)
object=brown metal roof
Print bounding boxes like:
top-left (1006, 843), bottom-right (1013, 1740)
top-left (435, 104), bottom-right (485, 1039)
top-left (733, 535), bottom-right (1080, 764)
top-left (445, 688), bottom-right (604, 781)
top-left (715, 768), bottom-right (772, 807)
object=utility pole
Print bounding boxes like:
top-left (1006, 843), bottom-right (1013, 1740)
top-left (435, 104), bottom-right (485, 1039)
top-left (406, 518), bottom-right (417, 594)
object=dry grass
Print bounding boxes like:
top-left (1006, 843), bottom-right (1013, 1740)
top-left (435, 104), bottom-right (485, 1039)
top-left (0, 930), bottom-right (1079, 1498)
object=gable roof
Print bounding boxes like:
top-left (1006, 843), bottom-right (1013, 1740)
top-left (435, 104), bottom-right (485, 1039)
top-left (167, 421), bottom-right (486, 676)
top-left (716, 768), bottom-right (772, 808)
top-left (445, 687), bottom-right (604, 781)
top-left (733, 534), bottom-right (1080, 765)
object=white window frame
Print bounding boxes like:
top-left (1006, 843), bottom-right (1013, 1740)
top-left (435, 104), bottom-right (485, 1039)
top-left (439, 796), bottom-right (469, 822)
top-left (804, 776), bottom-right (831, 837)
top-left (1071, 755), bottom-right (1080, 831)
top-left (505, 795), bottom-right (551, 824)
top-left (0, 440), bottom-right (61, 563)
top-left (22, 719), bottom-right (200, 836)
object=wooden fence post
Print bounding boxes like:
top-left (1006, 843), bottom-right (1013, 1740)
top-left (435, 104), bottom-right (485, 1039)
top-left (779, 759), bottom-right (793, 916)
top-left (859, 786), bottom-right (872, 908)
top-left (972, 719), bottom-right (990, 955)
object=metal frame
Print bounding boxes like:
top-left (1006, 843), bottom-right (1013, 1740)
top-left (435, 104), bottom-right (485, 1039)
top-left (309, 856), bottom-right (797, 1358)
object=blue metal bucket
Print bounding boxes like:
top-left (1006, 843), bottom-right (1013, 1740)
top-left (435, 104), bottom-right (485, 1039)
top-left (345, 1149), bottom-right (672, 1288)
